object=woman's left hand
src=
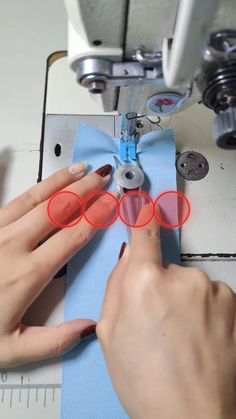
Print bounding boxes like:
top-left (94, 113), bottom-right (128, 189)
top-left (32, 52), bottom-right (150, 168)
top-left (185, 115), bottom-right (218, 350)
top-left (0, 162), bottom-right (115, 367)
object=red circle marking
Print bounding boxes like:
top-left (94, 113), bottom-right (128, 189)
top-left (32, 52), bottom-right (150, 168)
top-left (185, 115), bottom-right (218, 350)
top-left (154, 190), bottom-right (190, 229)
top-left (118, 191), bottom-right (154, 228)
top-left (84, 190), bottom-right (119, 229)
top-left (47, 191), bottom-right (84, 228)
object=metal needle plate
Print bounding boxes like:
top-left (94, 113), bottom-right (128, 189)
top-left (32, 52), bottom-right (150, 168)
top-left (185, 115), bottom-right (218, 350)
top-left (176, 151), bottom-right (209, 181)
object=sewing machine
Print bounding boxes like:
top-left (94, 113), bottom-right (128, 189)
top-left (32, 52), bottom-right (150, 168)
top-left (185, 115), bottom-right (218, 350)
top-left (1, 1), bottom-right (236, 418)
top-left (64, 0), bottom-right (236, 149)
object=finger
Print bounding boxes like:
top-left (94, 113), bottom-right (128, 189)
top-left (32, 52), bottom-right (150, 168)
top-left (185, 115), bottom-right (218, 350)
top-left (209, 281), bottom-right (236, 336)
top-left (130, 204), bottom-right (162, 265)
top-left (6, 320), bottom-right (96, 366)
top-left (0, 162), bottom-right (87, 228)
top-left (99, 244), bottom-right (130, 325)
top-left (14, 169), bottom-right (112, 250)
top-left (28, 192), bottom-right (118, 295)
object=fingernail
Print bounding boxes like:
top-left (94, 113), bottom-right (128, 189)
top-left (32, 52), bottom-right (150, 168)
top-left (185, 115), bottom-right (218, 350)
top-left (53, 264), bottom-right (67, 279)
top-left (68, 162), bottom-right (87, 175)
top-left (80, 324), bottom-right (97, 340)
top-left (118, 242), bottom-right (127, 259)
top-left (95, 164), bottom-right (112, 177)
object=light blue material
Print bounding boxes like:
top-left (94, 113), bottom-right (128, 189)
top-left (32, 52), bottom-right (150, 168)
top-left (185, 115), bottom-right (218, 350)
top-left (119, 136), bottom-right (137, 161)
top-left (128, 138), bottom-right (137, 160)
top-left (61, 124), bottom-right (179, 419)
top-left (120, 139), bottom-right (127, 161)
top-left (120, 113), bottom-right (137, 161)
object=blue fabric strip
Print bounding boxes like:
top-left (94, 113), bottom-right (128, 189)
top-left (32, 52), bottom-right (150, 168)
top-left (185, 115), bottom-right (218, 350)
top-left (61, 124), bottom-right (179, 419)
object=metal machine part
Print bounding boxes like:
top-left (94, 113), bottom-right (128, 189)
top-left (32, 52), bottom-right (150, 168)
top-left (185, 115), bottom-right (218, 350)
top-left (114, 155), bottom-right (145, 239)
top-left (65, 0), bottom-right (208, 114)
top-left (176, 151), bottom-right (209, 181)
top-left (213, 107), bottom-right (236, 148)
top-left (114, 160), bottom-right (144, 190)
top-left (76, 54), bottom-right (196, 115)
top-left (197, 30), bottom-right (236, 149)
top-left (78, 57), bottom-right (163, 90)
top-left (122, 112), bottom-right (137, 137)
top-left (119, 112), bottom-right (139, 161)
top-left (64, 0), bottom-right (236, 148)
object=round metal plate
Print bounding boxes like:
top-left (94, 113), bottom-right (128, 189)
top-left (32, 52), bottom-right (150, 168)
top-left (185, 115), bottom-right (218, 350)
top-left (114, 164), bottom-right (144, 190)
top-left (176, 151), bottom-right (209, 181)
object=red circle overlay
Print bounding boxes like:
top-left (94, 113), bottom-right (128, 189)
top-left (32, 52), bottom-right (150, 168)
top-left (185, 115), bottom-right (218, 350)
top-left (84, 190), bottom-right (119, 229)
top-left (154, 191), bottom-right (190, 229)
top-left (47, 191), bottom-right (84, 228)
top-left (119, 191), bottom-right (154, 228)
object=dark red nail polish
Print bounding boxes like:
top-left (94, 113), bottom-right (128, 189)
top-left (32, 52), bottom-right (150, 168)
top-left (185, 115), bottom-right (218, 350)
top-left (80, 324), bottom-right (97, 340)
top-left (95, 164), bottom-right (112, 177)
top-left (53, 264), bottom-right (67, 279)
top-left (118, 242), bottom-right (127, 260)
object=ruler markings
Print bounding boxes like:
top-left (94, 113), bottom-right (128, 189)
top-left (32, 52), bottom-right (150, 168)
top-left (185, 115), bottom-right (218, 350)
top-left (0, 384), bottom-right (61, 408)
top-left (43, 387), bottom-right (47, 408)
top-left (10, 388), bottom-right (13, 408)
top-left (1, 389), bottom-right (4, 403)
top-left (1, 372), bottom-right (7, 383)
top-left (0, 384), bottom-right (61, 390)
top-left (27, 388), bottom-right (30, 408)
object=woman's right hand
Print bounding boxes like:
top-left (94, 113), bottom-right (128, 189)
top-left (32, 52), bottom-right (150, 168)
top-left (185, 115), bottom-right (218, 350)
top-left (97, 207), bottom-right (236, 419)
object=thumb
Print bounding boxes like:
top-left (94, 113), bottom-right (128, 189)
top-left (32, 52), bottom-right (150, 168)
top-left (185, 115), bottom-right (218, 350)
top-left (7, 320), bottom-right (96, 367)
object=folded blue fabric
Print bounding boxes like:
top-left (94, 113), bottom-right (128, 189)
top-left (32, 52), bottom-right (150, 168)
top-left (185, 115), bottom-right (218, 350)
top-left (61, 124), bottom-right (179, 419)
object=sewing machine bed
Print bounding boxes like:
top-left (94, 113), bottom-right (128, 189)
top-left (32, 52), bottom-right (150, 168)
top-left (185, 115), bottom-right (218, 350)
top-left (1, 55), bottom-right (236, 419)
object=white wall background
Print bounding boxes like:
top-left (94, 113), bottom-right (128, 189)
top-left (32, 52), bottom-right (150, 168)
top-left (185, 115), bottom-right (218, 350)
top-left (0, 0), bottom-right (67, 205)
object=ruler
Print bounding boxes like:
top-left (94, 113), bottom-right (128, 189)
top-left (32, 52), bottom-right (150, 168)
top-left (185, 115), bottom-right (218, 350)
top-left (0, 370), bottom-right (61, 418)
top-left (0, 261), bottom-right (66, 417)
top-left (0, 384), bottom-right (61, 408)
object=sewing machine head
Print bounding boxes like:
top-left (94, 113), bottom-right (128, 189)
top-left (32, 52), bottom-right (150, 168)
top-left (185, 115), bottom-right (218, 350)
top-left (64, 0), bottom-right (236, 149)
